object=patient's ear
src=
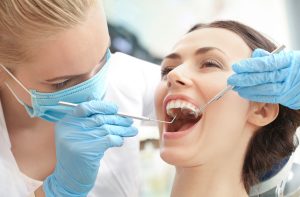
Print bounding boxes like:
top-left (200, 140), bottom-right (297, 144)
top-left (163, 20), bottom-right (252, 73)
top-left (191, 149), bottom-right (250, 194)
top-left (247, 102), bottom-right (279, 127)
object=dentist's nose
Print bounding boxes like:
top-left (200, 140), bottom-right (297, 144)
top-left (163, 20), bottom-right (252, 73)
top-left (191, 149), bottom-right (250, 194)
top-left (167, 66), bottom-right (192, 88)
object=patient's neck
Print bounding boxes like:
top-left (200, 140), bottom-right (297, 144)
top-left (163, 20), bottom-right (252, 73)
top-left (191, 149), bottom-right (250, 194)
top-left (171, 155), bottom-right (248, 197)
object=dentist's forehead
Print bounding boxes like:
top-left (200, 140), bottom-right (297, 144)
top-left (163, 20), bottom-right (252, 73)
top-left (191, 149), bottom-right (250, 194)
top-left (171, 27), bottom-right (252, 61)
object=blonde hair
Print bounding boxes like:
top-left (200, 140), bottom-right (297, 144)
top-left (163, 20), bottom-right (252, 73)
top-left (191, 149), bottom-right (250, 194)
top-left (0, 0), bottom-right (98, 67)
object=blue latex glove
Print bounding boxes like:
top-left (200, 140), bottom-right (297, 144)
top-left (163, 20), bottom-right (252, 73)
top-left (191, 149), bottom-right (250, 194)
top-left (43, 100), bottom-right (138, 197)
top-left (228, 49), bottom-right (300, 110)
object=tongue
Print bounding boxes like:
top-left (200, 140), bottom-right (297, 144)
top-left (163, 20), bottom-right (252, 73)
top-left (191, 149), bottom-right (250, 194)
top-left (169, 114), bottom-right (202, 132)
top-left (176, 122), bottom-right (194, 132)
top-left (167, 111), bottom-right (202, 132)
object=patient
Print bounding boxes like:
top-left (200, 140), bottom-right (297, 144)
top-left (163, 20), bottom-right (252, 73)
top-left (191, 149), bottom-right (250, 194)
top-left (154, 20), bottom-right (300, 197)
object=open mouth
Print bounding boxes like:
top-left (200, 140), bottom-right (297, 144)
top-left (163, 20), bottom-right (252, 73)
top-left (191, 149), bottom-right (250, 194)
top-left (165, 99), bottom-right (203, 133)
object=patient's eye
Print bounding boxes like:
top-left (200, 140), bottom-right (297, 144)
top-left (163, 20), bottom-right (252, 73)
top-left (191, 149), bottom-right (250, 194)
top-left (161, 58), bottom-right (181, 79)
top-left (201, 59), bottom-right (223, 69)
top-left (161, 66), bottom-right (174, 78)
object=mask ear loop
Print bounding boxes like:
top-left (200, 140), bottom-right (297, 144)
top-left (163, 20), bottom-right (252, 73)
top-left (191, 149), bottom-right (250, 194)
top-left (0, 64), bottom-right (36, 104)
top-left (4, 83), bottom-right (25, 105)
top-left (4, 81), bottom-right (61, 122)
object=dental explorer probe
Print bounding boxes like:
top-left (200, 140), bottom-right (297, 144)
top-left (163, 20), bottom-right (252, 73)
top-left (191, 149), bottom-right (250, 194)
top-left (59, 46), bottom-right (284, 124)
top-left (58, 101), bottom-right (176, 124)
top-left (196, 45), bottom-right (286, 115)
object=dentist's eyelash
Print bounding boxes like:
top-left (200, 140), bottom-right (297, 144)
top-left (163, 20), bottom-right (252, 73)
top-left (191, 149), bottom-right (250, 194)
top-left (53, 79), bottom-right (72, 89)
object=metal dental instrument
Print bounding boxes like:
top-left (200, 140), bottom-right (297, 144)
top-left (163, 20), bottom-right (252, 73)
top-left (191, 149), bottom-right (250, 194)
top-left (58, 101), bottom-right (176, 124)
top-left (59, 46), bottom-right (284, 123)
top-left (196, 45), bottom-right (286, 115)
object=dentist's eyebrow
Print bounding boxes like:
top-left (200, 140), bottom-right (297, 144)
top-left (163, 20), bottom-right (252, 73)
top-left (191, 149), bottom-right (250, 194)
top-left (45, 74), bottom-right (82, 83)
top-left (45, 45), bottom-right (110, 83)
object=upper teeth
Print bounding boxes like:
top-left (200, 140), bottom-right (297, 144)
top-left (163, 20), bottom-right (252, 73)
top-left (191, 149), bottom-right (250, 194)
top-left (166, 99), bottom-right (199, 118)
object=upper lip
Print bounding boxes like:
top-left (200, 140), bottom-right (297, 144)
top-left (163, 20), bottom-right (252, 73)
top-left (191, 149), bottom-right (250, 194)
top-left (163, 94), bottom-right (201, 118)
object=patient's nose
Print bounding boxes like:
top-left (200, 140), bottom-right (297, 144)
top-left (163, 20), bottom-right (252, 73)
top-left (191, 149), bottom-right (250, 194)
top-left (167, 66), bottom-right (192, 88)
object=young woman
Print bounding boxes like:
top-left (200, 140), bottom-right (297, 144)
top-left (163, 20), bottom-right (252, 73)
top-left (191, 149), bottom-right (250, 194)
top-left (155, 21), bottom-right (300, 196)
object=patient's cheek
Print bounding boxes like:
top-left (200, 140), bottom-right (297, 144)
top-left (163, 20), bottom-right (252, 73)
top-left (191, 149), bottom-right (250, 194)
top-left (154, 84), bottom-right (166, 134)
top-left (198, 73), bottom-right (249, 117)
top-left (198, 71), bottom-right (234, 101)
top-left (199, 80), bottom-right (227, 102)
top-left (221, 93), bottom-right (250, 118)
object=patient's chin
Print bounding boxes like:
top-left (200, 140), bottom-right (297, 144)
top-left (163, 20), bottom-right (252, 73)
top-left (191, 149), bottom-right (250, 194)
top-left (160, 148), bottom-right (190, 166)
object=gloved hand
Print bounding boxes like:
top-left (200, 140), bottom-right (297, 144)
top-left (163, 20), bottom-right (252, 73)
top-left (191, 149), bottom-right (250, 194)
top-left (228, 48), bottom-right (300, 110)
top-left (43, 100), bottom-right (138, 197)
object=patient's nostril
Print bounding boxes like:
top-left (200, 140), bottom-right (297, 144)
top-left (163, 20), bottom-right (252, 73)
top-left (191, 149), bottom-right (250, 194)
top-left (176, 80), bottom-right (185, 86)
top-left (167, 81), bottom-right (171, 88)
top-left (167, 80), bottom-right (185, 87)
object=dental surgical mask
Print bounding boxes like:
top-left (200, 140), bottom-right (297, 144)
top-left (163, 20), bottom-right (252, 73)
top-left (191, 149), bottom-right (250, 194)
top-left (0, 50), bottom-right (111, 122)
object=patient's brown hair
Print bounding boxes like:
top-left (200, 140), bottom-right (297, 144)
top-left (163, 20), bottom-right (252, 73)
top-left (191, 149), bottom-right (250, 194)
top-left (188, 20), bottom-right (300, 193)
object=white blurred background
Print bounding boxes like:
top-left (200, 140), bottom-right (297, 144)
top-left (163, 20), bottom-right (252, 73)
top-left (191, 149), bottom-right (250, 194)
top-left (102, 1), bottom-right (300, 196)
top-left (103, 0), bottom-right (300, 58)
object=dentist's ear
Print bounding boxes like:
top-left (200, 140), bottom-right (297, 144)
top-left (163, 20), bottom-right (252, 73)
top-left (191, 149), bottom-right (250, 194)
top-left (247, 102), bottom-right (279, 127)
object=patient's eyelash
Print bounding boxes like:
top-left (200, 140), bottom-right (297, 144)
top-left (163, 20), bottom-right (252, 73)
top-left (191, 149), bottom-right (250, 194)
top-left (201, 59), bottom-right (223, 69)
top-left (161, 66), bottom-right (174, 78)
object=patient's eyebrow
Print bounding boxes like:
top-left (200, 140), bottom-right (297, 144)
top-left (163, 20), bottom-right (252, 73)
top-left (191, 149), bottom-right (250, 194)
top-left (164, 53), bottom-right (181, 60)
top-left (194, 47), bottom-right (227, 56)
top-left (164, 46), bottom-right (227, 60)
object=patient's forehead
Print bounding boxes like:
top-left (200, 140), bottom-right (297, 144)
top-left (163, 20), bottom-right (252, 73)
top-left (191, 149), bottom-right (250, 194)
top-left (172, 27), bottom-right (252, 62)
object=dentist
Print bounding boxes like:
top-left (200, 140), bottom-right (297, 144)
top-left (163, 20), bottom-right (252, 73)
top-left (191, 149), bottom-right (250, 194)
top-left (0, 0), bottom-right (159, 197)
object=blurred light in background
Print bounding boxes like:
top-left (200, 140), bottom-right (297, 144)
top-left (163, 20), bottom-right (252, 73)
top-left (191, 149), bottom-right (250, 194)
top-left (104, 0), bottom-right (293, 61)
top-left (286, 0), bottom-right (300, 50)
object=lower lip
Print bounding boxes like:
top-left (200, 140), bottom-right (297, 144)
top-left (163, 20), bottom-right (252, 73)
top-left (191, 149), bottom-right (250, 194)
top-left (162, 121), bottom-right (200, 140)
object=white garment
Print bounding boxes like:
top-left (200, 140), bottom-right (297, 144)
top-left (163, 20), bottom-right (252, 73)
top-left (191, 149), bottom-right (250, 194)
top-left (0, 52), bottom-right (161, 197)
top-left (90, 53), bottom-right (160, 197)
top-left (0, 100), bottom-right (40, 196)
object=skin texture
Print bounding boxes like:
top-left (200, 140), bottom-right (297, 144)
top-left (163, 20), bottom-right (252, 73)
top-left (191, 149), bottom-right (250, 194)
top-left (0, 1), bottom-right (109, 196)
top-left (155, 27), bottom-right (279, 196)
